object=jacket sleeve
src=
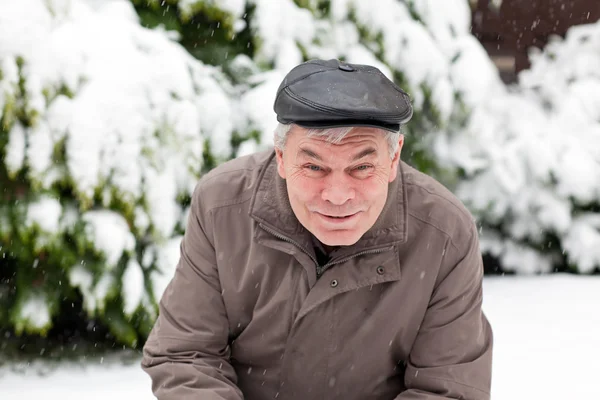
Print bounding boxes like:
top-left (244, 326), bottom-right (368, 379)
top-left (141, 183), bottom-right (243, 400)
top-left (396, 222), bottom-right (493, 400)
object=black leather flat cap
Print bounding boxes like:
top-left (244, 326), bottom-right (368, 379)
top-left (273, 59), bottom-right (413, 132)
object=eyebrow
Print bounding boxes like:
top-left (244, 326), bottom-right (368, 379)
top-left (351, 147), bottom-right (377, 161)
top-left (298, 147), bottom-right (378, 162)
top-left (298, 147), bottom-right (323, 161)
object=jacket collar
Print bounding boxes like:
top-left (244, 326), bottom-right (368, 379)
top-left (249, 150), bottom-right (408, 256)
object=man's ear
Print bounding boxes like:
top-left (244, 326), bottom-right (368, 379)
top-left (388, 136), bottom-right (404, 183)
top-left (275, 148), bottom-right (286, 179)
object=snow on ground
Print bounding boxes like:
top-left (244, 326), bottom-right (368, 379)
top-left (0, 274), bottom-right (598, 399)
top-left (484, 275), bottom-right (600, 399)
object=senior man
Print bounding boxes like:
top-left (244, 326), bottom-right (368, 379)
top-left (142, 59), bottom-right (493, 400)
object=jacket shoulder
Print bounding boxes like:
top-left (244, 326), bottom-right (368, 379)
top-left (194, 149), bottom-right (273, 210)
top-left (402, 162), bottom-right (476, 245)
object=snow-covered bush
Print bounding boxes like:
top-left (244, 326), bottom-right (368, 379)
top-left (0, 0), bottom-right (240, 346)
top-left (435, 20), bottom-right (600, 274)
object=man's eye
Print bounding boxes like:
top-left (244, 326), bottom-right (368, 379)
top-left (355, 165), bottom-right (372, 171)
top-left (307, 165), bottom-right (321, 171)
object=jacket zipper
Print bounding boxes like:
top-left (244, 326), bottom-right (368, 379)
top-left (260, 223), bottom-right (393, 279)
top-left (259, 223), bottom-right (319, 267)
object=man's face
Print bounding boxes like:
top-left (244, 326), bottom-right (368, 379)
top-left (275, 126), bottom-right (403, 247)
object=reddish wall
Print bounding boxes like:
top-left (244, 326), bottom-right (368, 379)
top-left (471, 0), bottom-right (600, 80)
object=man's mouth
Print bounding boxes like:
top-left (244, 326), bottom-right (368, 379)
top-left (316, 212), bottom-right (360, 222)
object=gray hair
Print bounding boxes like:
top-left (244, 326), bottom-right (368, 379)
top-left (273, 123), bottom-right (403, 159)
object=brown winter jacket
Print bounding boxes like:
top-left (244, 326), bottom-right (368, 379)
top-left (141, 149), bottom-right (493, 400)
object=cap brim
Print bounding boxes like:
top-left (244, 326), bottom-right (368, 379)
top-left (277, 117), bottom-right (401, 133)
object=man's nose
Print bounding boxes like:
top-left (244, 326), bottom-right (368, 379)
top-left (321, 173), bottom-right (355, 205)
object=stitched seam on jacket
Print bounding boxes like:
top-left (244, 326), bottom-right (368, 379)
top-left (208, 195), bottom-right (253, 211)
top-left (200, 167), bottom-right (257, 186)
top-left (404, 181), bottom-right (473, 221)
top-left (156, 335), bottom-right (223, 344)
top-left (407, 212), bottom-right (460, 252)
top-left (277, 270), bottom-right (308, 396)
top-left (412, 372), bottom-right (490, 395)
top-left (199, 171), bottom-right (257, 209)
